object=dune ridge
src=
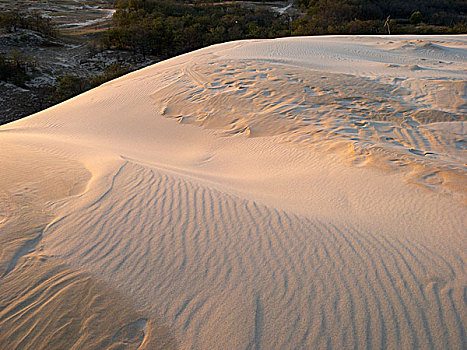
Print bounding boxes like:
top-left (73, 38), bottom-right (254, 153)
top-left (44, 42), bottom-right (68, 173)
top-left (0, 35), bottom-right (466, 349)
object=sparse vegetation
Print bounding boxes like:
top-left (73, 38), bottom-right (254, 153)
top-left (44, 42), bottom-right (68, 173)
top-left (0, 10), bottom-right (57, 36)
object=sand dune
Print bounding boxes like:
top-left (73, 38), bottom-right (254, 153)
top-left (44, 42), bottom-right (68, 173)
top-left (0, 36), bottom-right (466, 349)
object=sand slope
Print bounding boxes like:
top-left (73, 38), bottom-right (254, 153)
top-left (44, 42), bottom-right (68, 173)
top-left (0, 36), bottom-right (466, 349)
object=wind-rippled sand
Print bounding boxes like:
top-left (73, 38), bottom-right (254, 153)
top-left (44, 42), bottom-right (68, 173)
top-left (1, 36), bottom-right (466, 349)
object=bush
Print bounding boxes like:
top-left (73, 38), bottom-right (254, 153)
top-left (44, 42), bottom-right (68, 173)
top-left (90, 62), bottom-right (132, 86)
top-left (410, 11), bottom-right (423, 25)
top-left (54, 74), bottom-right (89, 102)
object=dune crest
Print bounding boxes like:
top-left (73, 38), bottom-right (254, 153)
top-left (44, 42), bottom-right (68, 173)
top-left (156, 41), bottom-right (466, 201)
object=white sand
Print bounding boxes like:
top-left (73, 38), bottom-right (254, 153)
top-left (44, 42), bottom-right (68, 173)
top-left (0, 35), bottom-right (466, 349)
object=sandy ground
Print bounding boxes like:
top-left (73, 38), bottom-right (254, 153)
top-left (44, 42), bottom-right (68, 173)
top-left (0, 35), bottom-right (466, 349)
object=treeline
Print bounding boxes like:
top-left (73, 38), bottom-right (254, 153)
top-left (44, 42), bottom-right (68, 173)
top-left (0, 10), bottom-right (57, 37)
top-left (102, 0), bottom-right (290, 57)
top-left (101, 0), bottom-right (466, 57)
top-left (293, 0), bottom-right (467, 34)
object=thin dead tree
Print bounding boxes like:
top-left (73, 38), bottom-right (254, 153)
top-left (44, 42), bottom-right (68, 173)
top-left (384, 15), bottom-right (391, 35)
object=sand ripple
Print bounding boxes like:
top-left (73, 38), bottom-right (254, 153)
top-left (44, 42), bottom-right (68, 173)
top-left (43, 159), bottom-right (466, 349)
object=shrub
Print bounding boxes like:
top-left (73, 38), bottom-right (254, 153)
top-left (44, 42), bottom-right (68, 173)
top-left (54, 74), bottom-right (89, 102)
top-left (410, 11), bottom-right (423, 25)
top-left (53, 63), bottom-right (132, 103)
top-left (90, 63), bottom-right (132, 86)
